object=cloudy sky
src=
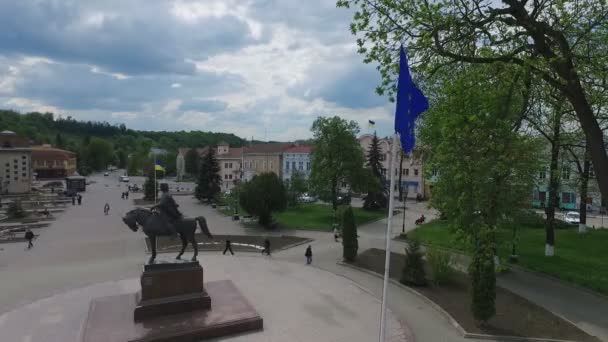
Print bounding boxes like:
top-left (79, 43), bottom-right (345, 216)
top-left (0, 0), bottom-right (394, 140)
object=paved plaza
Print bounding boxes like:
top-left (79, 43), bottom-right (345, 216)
top-left (0, 171), bottom-right (606, 341)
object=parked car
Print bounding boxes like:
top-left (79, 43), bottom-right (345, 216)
top-left (564, 211), bottom-right (580, 225)
top-left (119, 176), bottom-right (130, 182)
top-left (103, 172), bottom-right (109, 176)
top-left (336, 193), bottom-right (351, 205)
top-left (299, 193), bottom-right (317, 203)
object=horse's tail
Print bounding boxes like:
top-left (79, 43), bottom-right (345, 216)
top-left (196, 216), bottom-right (213, 238)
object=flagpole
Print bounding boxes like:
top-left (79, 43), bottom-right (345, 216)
top-left (154, 156), bottom-right (157, 205)
top-left (379, 133), bottom-right (399, 341)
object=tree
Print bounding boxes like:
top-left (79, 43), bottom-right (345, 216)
top-left (84, 137), bottom-right (114, 171)
top-left (470, 228), bottom-right (496, 323)
top-left (420, 64), bottom-right (539, 320)
top-left (400, 238), bottom-right (427, 286)
top-left (185, 148), bottom-right (200, 176)
top-left (143, 170), bottom-right (158, 201)
top-left (363, 132), bottom-right (388, 210)
top-left (338, 0), bottom-right (608, 204)
top-left (286, 170), bottom-right (307, 206)
top-left (55, 133), bottom-right (64, 149)
top-left (341, 205), bottom-right (358, 261)
top-left (239, 173), bottom-right (287, 227)
top-left (195, 148), bottom-right (221, 203)
top-left (116, 149), bottom-right (128, 169)
top-left (309, 116), bottom-right (367, 210)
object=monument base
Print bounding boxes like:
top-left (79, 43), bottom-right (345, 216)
top-left (81, 280), bottom-right (263, 342)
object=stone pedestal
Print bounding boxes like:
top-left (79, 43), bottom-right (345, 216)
top-left (81, 261), bottom-right (263, 342)
top-left (134, 262), bottom-right (210, 321)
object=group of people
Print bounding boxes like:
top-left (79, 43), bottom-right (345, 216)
top-left (71, 194), bottom-right (83, 206)
top-left (121, 191), bottom-right (129, 199)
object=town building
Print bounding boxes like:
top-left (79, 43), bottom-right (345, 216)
top-left (216, 142), bottom-right (244, 191)
top-left (31, 145), bottom-right (77, 179)
top-left (358, 134), bottom-right (426, 199)
top-left (0, 131), bottom-right (32, 194)
top-left (282, 145), bottom-right (312, 182)
top-left (242, 143), bottom-right (291, 182)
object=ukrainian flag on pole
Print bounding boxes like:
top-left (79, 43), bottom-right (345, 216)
top-left (154, 161), bottom-right (165, 172)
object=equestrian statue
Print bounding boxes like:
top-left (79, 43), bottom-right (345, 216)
top-left (122, 183), bottom-right (213, 264)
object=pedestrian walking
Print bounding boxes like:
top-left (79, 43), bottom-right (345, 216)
top-left (104, 203), bottom-right (110, 215)
top-left (77, 194), bottom-right (82, 205)
top-left (121, 192), bottom-right (125, 199)
top-left (71, 196), bottom-right (76, 205)
top-left (333, 226), bottom-right (340, 242)
top-left (305, 245), bottom-right (312, 264)
top-left (125, 191), bottom-right (129, 199)
top-left (261, 238), bottom-right (271, 256)
top-left (25, 229), bottom-right (34, 249)
top-left (223, 240), bottom-right (234, 255)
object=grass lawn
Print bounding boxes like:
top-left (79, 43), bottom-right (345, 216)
top-left (274, 203), bottom-right (385, 231)
top-left (408, 220), bottom-right (608, 295)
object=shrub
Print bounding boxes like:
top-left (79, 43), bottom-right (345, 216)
top-left (400, 239), bottom-right (427, 286)
top-left (143, 171), bottom-right (158, 201)
top-left (341, 205), bottom-right (358, 261)
top-left (7, 201), bottom-right (26, 219)
top-left (427, 248), bottom-right (453, 285)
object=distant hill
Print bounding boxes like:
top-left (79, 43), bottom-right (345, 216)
top-left (0, 109), bottom-right (246, 175)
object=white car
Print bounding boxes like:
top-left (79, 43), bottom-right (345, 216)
top-left (119, 176), bottom-right (130, 182)
top-left (299, 193), bottom-right (316, 203)
top-left (103, 172), bottom-right (109, 176)
top-left (564, 211), bottom-right (580, 224)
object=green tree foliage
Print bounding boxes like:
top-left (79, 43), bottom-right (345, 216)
top-left (400, 238), bottom-right (427, 286)
top-left (239, 173), bottom-right (287, 227)
top-left (84, 137), bottom-right (114, 171)
top-left (143, 171), bottom-right (158, 201)
top-left (309, 116), bottom-right (368, 210)
top-left (469, 228), bottom-right (496, 323)
top-left (363, 132), bottom-right (387, 210)
top-left (195, 148), bottom-right (221, 203)
top-left (286, 170), bottom-right (307, 206)
top-left (116, 149), bottom-right (128, 169)
top-left (420, 64), bottom-right (539, 319)
top-left (427, 248), bottom-right (453, 286)
top-left (7, 200), bottom-right (26, 219)
top-left (54, 133), bottom-right (64, 149)
top-left (341, 205), bottom-right (358, 261)
top-left (337, 0), bottom-right (608, 205)
top-left (185, 148), bottom-right (200, 176)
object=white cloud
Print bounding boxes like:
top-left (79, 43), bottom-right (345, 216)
top-left (111, 111), bottom-right (138, 120)
top-left (171, 83), bottom-right (182, 88)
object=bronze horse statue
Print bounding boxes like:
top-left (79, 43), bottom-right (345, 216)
top-left (122, 208), bottom-right (213, 264)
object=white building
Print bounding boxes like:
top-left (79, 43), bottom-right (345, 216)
top-left (282, 145), bottom-right (312, 182)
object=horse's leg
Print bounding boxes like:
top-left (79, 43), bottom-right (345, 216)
top-left (190, 225), bottom-right (198, 262)
top-left (148, 235), bottom-right (157, 264)
top-left (176, 233), bottom-right (187, 260)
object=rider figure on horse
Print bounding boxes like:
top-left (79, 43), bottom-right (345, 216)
top-left (154, 183), bottom-right (182, 236)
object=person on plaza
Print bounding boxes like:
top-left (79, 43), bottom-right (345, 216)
top-left (77, 194), bottom-right (82, 205)
top-left (104, 203), bottom-right (110, 215)
top-left (261, 238), bottom-right (271, 256)
top-left (305, 245), bottom-right (313, 265)
top-left (333, 226), bottom-right (340, 242)
top-left (223, 239), bottom-right (234, 255)
top-left (121, 192), bottom-right (125, 199)
top-left (125, 191), bottom-right (129, 199)
top-left (153, 183), bottom-right (182, 236)
top-left (71, 196), bottom-right (76, 206)
top-left (25, 229), bottom-right (34, 250)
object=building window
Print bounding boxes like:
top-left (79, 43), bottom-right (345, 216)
top-left (562, 192), bottom-right (575, 204)
top-left (299, 162), bottom-right (303, 170)
top-left (22, 173), bottom-right (26, 177)
top-left (22, 167), bottom-right (26, 171)
top-left (263, 161), bottom-right (266, 169)
top-left (286, 162), bottom-right (290, 170)
top-left (414, 169), bottom-right (419, 176)
top-left (21, 155), bottom-right (26, 159)
top-left (381, 168), bottom-right (387, 176)
top-left (539, 169), bottom-right (546, 180)
top-left (292, 161), bottom-right (296, 170)
top-left (14, 177), bottom-right (17, 181)
top-left (229, 174), bottom-right (232, 180)
top-left (405, 169), bottom-right (409, 176)
top-left (306, 162), bottom-right (310, 170)
top-left (431, 168), bottom-right (438, 176)
top-left (395, 168), bottom-right (398, 176)
top-left (590, 164), bottom-right (595, 178)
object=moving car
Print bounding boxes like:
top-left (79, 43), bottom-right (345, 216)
top-left (564, 211), bottom-right (580, 225)
top-left (119, 176), bottom-right (130, 182)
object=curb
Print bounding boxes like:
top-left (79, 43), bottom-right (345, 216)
top-left (337, 261), bottom-right (581, 342)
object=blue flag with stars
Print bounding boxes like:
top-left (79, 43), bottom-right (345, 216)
top-left (394, 46), bottom-right (428, 153)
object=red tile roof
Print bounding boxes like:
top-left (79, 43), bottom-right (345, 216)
top-left (31, 146), bottom-right (76, 161)
top-left (217, 147), bottom-right (243, 159)
top-left (244, 143), bottom-right (292, 154)
top-left (284, 145), bottom-right (312, 153)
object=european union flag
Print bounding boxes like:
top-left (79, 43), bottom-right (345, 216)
top-left (394, 46), bottom-right (428, 153)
